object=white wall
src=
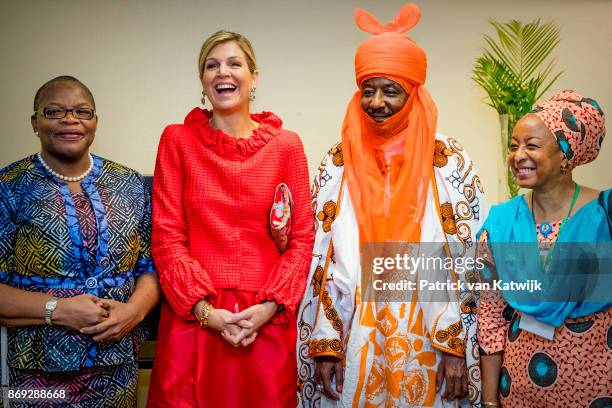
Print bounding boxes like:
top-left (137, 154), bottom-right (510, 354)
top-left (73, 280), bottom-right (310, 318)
top-left (1, 0), bottom-right (610, 203)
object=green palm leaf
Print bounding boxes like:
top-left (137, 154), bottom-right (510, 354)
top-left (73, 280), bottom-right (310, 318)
top-left (473, 19), bottom-right (560, 113)
top-left (472, 18), bottom-right (562, 198)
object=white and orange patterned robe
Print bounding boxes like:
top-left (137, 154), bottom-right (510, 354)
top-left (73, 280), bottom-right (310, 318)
top-left (297, 134), bottom-right (488, 407)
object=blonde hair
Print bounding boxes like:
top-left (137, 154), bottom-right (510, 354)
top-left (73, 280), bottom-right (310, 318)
top-left (198, 30), bottom-right (257, 78)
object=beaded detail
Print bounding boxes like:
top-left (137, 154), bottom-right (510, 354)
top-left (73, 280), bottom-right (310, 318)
top-left (37, 152), bottom-right (93, 182)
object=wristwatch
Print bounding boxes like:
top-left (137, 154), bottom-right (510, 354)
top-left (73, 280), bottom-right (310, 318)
top-left (44, 296), bottom-right (58, 326)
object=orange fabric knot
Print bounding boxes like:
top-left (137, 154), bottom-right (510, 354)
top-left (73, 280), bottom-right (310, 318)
top-left (354, 4), bottom-right (427, 87)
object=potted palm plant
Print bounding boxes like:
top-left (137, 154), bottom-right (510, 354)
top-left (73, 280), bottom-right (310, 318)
top-left (473, 19), bottom-right (562, 199)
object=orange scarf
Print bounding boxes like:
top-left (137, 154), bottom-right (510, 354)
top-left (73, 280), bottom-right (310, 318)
top-left (342, 4), bottom-right (438, 244)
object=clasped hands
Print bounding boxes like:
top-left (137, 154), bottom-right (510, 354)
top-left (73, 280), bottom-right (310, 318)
top-left (53, 293), bottom-right (144, 342)
top-left (315, 352), bottom-right (467, 401)
top-left (194, 300), bottom-right (279, 347)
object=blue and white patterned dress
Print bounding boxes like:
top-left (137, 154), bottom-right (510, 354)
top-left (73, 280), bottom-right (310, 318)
top-left (0, 154), bottom-right (155, 407)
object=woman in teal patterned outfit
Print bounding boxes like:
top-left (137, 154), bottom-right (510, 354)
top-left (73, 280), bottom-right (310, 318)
top-left (0, 76), bottom-right (160, 407)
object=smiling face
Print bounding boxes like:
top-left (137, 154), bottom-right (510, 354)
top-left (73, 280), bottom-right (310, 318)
top-left (201, 41), bottom-right (258, 115)
top-left (360, 77), bottom-right (409, 123)
top-left (31, 82), bottom-right (97, 162)
top-left (509, 114), bottom-right (567, 189)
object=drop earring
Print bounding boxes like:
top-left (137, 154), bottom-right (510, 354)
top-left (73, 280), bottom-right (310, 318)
top-left (249, 87), bottom-right (256, 101)
top-left (560, 162), bottom-right (569, 173)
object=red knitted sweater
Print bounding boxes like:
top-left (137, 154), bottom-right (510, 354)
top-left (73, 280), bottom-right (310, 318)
top-left (152, 108), bottom-right (314, 320)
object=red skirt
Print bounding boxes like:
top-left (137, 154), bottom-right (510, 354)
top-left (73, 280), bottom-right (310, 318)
top-left (147, 289), bottom-right (297, 408)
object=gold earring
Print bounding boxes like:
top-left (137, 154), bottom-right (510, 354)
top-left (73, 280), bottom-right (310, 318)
top-left (560, 162), bottom-right (569, 173)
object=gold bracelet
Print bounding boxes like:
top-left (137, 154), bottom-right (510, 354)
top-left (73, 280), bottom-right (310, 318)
top-left (482, 402), bottom-right (500, 407)
top-left (198, 300), bottom-right (213, 328)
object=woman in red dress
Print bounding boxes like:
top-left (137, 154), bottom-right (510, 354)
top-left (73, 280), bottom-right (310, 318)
top-left (147, 31), bottom-right (314, 407)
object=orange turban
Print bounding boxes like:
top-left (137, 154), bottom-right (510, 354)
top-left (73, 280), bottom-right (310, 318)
top-left (354, 6), bottom-right (426, 88)
top-left (342, 4), bottom-right (438, 244)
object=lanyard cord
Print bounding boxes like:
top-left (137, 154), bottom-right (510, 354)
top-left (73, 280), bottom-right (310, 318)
top-left (531, 182), bottom-right (581, 236)
top-left (531, 182), bottom-right (581, 269)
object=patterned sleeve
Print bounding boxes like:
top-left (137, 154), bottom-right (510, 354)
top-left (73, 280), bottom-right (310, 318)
top-left (308, 255), bottom-right (351, 359)
top-left (0, 174), bottom-right (17, 276)
top-left (152, 126), bottom-right (217, 321)
top-left (256, 133), bottom-right (315, 316)
top-left (307, 144), bottom-right (354, 360)
top-left (477, 229), bottom-right (508, 355)
top-left (134, 174), bottom-right (155, 278)
top-left (425, 136), bottom-right (490, 357)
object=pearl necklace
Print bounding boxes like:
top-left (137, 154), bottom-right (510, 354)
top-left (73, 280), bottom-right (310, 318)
top-left (37, 152), bottom-right (94, 182)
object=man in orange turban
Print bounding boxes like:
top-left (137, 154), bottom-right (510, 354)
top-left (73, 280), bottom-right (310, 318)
top-left (298, 4), bottom-right (489, 407)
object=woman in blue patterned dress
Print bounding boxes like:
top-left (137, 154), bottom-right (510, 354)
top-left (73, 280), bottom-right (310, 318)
top-left (0, 75), bottom-right (160, 407)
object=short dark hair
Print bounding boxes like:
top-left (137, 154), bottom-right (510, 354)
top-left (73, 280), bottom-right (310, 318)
top-left (33, 75), bottom-right (96, 112)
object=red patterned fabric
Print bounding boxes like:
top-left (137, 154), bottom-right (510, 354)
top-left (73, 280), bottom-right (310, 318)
top-left (150, 107), bottom-right (314, 321)
top-left (147, 107), bottom-right (314, 407)
top-left (148, 289), bottom-right (297, 408)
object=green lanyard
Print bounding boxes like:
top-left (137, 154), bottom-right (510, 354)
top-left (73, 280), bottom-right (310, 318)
top-left (531, 182), bottom-right (581, 270)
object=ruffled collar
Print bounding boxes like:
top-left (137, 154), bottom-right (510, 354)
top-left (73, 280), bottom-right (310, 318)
top-left (184, 108), bottom-right (283, 157)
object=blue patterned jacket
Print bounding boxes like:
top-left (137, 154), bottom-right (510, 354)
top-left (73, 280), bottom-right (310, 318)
top-left (0, 154), bottom-right (155, 371)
